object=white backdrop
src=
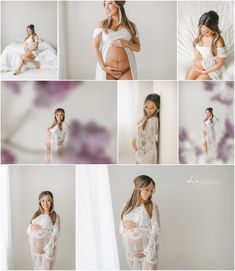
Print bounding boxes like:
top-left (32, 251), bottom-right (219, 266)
top-left (8, 165), bottom-right (75, 270)
top-left (1, 81), bottom-right (117, 163)
top-left (118, 81), bottom-right (178, 164)
top-left (60, 1), bottom-right (177, 80)
top-left (179, 81), bottom-right (234, 164)
top-left (1, 1), bottom-right (57, 51)
top-left (108, 165), bottom-right (234, 270)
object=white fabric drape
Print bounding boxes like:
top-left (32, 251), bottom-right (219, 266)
top-left (0, 166), bottom-right (13, 270)
top-left (58, 1), bottom-right (67, 79)
top-left (76, 165), bottom-right (119, 269)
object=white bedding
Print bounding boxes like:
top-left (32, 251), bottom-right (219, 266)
top-left (178, 1), bottom-right (234, 80)
top-left (1, 40), bottom-right (57, 72)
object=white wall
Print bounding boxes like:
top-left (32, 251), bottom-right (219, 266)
top-left (118, 81), bottom-right (177, 164)
top-left (1, 1), bottom-right (57, 52)
top-left (108, 165), bottom-right (234, 270)
top-left (1, 81), bottom-right (117, 163)
top-left (62, 1), bottom-right (177, 80)
top-left (9, 165), bottom-right (75, 270)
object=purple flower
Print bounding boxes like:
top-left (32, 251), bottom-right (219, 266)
top-left (203, 81), bottom-right (215, 91)
top-left (217, 138), bottom-right (233, 163)
top-left (3, 81), bottom-right (25, 94)
top-left (179, 128), bottom-right (189, 142)
top-left (179, 147), bottom-right (187, 164)
top-left (1, 148), bottom-right (16, 164)
top-left (62, 120), bottom-right (113, 164)
top-left (195, 145), bottom-right (202, 156)
top-left (224, 118), bottom-right (234, 139)
top-left (34, 81), bottom-right (82, 107)
top-left (210, 94), bottom-right (233, 106)
top-left (226, 81), bottom-right (234, 89)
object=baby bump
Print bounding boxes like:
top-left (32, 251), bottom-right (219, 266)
top-left (30, 232), bottom-right (49, 252)
top-left (123, 230), bottom-right (145, 254)
top-left (106, 46), bottom-right (130, 73)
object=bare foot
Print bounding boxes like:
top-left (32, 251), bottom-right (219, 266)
top-left (13, 69), bottom-right (21, 75)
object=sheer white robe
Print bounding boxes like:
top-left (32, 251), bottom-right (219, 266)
top-left (27, 214), bottom-right (60, 270)
top-left (93, 27), bottom-right (138, 80)
top-left (135, 117), bottom-right (159, 164)
top-left (120, 203), bottom-right (160, 270)
top-left (202, 119), bottom-right (216, 161)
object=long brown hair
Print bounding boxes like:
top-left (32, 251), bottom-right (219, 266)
top-left (138, 93), bottom-right (160, 163)
top-left (30, 191), bottom-right (57, 225)
top-left (25, 24), bottom-right (38, 42)
top-left (102, 1), bottom-right (137, 39)
top-left (193, 11), bottom-right (222, 56)
top-left (121, 175), bottom-right (155, 220)
top-left (48, 108), bottom-right (65, 132)
top-left (204, 107), bottom-right (215, 123)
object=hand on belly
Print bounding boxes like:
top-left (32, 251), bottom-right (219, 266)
top-left (105, 65), bottom-right (123, 79)
top-left (135, 250), bottom-right (145, 258)
top-left (37, 247), bottom-right (45, 254)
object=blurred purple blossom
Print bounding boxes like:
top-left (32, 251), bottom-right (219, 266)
top-left (1, 148), bottom-right (16, 164)
top-left (210, 94), bottom-right (233, 106)
top-left (203, 81), bottom-right (215, 91)
top-left (195, 145), bottom-right (202, 156)
top-left (3, 81), bottom-right (25, 93)
top-left (179, 147), bottom-right (187, 164)
top-left (34, 81), bottom-right (82, 107)
top-left (226, 81), bottom-right (234, 89)
top-left (62, 120), bottom-right (113, 164)
top-left (179, 127), bottom-right (189, 142)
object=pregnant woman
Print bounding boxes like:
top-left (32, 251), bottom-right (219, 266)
top-left (120, 175), bottom-right (160, 270)
top-left (186, 11), bottom-right (226, 80)
top-left (202, 107), bottom-right (217, 162)
top-left (13, 24), bottom-right (40, 75)
top-left (93, 1), bottom-right (140, 80)
top-left (45, 108), bottom-right (66, 164)
top-left (27, 191), bottom-right (60, 270)
top-left (132, 93), bottom-right (160, 164)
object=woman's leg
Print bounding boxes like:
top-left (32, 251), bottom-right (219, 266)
top-left (195, 74), bottom-right (212, 80)
top-left (185, 65), bottom-right (201, 80)
top-left (202, 141), bottom-right (208, 154)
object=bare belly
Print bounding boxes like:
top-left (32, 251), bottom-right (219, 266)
top-left (106, 46), bottom-right (130, 76)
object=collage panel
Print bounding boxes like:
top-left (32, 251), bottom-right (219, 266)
top-left (0, 165), bottom-right (76, 270)
top-left (118, 81), bottom-right (178, 164)
top-left (179, 80), bottom-right (234, 164)
top-left (1, 81), bottom-right (117, 164)
top-left (58, 1), bottom-right (177, 80)
top-left (178, 1), bottom-right (234, 80)
top-left (75, 164), bottom-right (234, 270)
top-left (1, 1), bottom-right (58, 80)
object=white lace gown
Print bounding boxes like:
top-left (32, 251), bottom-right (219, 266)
top-left (50, 126), bottom-right (66, 152)
top-left (135, 117), bottom-right (158, 164)
top-left (25, 35), bottom-right (40, 61)
top-left (120, 203), bottom-right (160, 270)
top-left (195, 44), bottom-right (226, 80)
top-left (202, 120), bottom-right (216, 161)
top-left (27, 214), bottom-right (60, 270)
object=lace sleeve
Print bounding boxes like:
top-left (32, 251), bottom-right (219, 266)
top-left (44, 215), bottom-right (60, 258)
top-left (50, 129), bottom-right (58, 152)
top-left (146, 117), bottom-right (158, 147)
top-left (119, 203), bottom-right (127, 236)
top-left (143, 203), bottom-right (160, 264)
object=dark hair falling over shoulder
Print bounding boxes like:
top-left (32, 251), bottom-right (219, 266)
top-left (25, 24), bottom-right (38, 42)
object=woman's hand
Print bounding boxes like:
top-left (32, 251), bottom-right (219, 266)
top-left (112, 39), bottom-right (128, 48)
top-left (135, 251), bottom-right (145, 258)
top-left (37, 247), bottom-right (45, 254)
top-left (105, 66), bottom-right (122, 79)
top-left (31, 224), bottom-right (43, 231)
top-left (123, 220), bottom-right (138, 229)
top-left (195, 68), bottom-right (208, 74)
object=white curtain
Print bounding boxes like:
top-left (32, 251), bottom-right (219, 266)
top-left (58, 1), bottom-right (67, 79)
top-left (0, 166), bottom-right (13, 270)
top-left (76, 165), bottom-right (120, 270)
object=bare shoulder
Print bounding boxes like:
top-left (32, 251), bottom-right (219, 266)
top-left (96, 20), bottom-right (104, 29)
top-left (216, 36), bottom-right (225, 48)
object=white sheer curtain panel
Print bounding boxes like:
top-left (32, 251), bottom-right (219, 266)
top-left (76, 165), bottom-right (120, 270)
top-left (0, 166), bottom-right (13, 270)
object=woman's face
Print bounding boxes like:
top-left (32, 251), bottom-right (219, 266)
top-left (140, 182), bottom-right (155, 202)
top-left (55, 111), bottom-right (64, 123)
top-left (40, 195), bottom-right (52, 212)
top-left (104, 1), bottom-right (118, 17)
top-left (144, 100), bottom-right (157, 117)
top-left (200, 25), bottom-right (213, 37)
top-left (27, 28), bottom-right (33, 36)
top-left (206, 110), bottom-right (212, 118)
